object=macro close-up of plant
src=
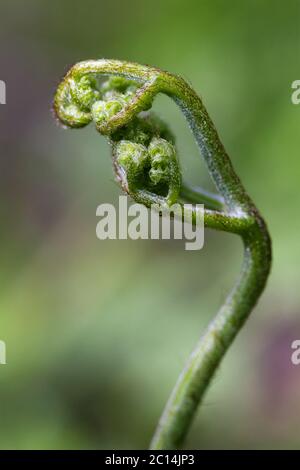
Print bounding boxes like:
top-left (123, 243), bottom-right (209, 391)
top-left (53, 59), bottom-right (272, 449)
top-left (3, 0), bottom-right (300, 457)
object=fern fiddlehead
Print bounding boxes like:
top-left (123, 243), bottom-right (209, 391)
top-left (54, 59), bottom-right (272, 449)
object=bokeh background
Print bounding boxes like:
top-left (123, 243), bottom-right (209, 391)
top-left (0, 0), bottom-right (300, 449)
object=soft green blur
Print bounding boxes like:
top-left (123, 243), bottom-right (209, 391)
top-left (0, 0), bottom-right (300, 449)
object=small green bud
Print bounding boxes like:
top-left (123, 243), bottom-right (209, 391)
top-left (116, 141), bottom-right (148, 170)
top-left (61, 104), bottom-right (92, 127)
top-left (149, 157), bottom-right (168, 184)
top-left (91, 99), bottom-right (123, 125)
top-left (148, 137), bottom-right (175, 159)
top-left (101, 76), bottom-right (137, 94)
top-left (70, 76), bottom-right (100, 111)
top-left (148, 137), bottom-right (176, 184)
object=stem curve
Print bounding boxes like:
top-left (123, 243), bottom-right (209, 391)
top-left (150, 223), bottom-right (271, 449)
top-left (53, 59), bottom-right (272, 450)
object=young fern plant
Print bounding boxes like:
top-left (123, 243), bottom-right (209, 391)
top-left (54, 59), bottom-right (272, 449)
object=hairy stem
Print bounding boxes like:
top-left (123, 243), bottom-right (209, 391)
top-left (180, 181), bottom-right (224, 211)
top-left (53, 59), bottom-right (272, 450)
top-left (150, 67), bottom-right (272, 449)
top-left (150, 224), bottom-right (271, 449)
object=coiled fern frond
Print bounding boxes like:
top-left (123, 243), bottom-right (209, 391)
top-left (54, 59), bottom-right (272, 450)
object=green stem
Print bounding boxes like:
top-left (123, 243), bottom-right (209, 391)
top-left (150, 223), bottom-right (271, 449)
top-left (150, 68), bottom-right (272, 449)
top-left (53, 59), bottom-right (272, 450)
top-left (180, 181), bottom-right (224, 211)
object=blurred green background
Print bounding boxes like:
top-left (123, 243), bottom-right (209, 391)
top-left (0, 0), bottom-right (300, 449)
